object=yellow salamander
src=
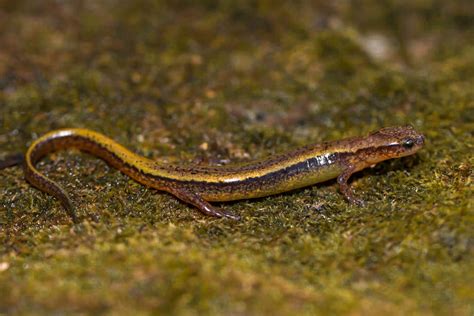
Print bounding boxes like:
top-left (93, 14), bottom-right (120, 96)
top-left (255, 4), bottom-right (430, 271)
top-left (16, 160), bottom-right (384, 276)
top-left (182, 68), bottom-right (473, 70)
top-left (0, 126), bottom-right (425, 221)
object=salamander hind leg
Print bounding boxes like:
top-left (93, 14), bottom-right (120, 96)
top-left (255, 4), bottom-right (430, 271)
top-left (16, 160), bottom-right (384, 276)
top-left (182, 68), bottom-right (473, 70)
top-left (168, 187), bottom-right (240, 220)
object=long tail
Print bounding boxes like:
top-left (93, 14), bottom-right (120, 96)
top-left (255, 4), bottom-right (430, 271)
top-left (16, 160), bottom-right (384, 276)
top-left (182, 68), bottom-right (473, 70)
top-left (0, 153), bottom-right (24, 169)
top-left (23, 128), bottom-right (152, 223)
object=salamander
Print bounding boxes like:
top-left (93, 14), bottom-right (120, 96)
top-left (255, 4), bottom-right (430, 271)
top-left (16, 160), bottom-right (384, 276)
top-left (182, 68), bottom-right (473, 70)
top-left (0, 126), bottom-right (425, 222)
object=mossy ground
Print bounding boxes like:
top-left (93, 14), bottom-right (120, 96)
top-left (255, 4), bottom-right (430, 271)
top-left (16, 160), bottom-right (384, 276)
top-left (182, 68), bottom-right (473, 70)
top-left (0, 1), bottom-right (473, 315)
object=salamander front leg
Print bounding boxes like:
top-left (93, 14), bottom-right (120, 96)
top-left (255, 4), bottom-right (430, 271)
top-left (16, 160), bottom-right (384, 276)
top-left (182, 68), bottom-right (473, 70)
top-left (169, 187), bottom-right (241, 220)
top-left (337, 165), bottom-right (365, 206)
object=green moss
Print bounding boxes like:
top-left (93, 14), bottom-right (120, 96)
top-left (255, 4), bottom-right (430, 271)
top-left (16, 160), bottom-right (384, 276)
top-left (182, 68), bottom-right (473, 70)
top-left (0, 1), bottom-right (473, 315)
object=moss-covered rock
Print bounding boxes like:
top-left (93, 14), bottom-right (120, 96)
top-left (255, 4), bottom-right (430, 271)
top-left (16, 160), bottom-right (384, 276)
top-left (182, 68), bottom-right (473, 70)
top-left (0, 1), bottom-right (472, 315)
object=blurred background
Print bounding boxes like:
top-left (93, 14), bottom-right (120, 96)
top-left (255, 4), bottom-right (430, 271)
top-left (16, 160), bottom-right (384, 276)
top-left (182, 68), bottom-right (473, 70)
top-left (0, 1), bottom-right (472, 315)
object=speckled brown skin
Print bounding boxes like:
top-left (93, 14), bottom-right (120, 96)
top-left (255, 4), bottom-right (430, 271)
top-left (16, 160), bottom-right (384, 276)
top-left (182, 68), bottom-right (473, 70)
top-left (0, 126), bottom-right (424, 222)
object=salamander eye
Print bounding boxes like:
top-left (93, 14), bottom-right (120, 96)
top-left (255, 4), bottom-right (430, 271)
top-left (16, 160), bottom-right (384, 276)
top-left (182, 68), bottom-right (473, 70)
top-left (402, 139), bottom-right (415, 148)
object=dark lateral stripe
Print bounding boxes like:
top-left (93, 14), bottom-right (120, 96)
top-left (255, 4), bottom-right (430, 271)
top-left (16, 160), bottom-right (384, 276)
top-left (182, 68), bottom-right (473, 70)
top-left (77, 134), bottom-right (340, 186)
top-left (144, 152), bottom-right (341, 186)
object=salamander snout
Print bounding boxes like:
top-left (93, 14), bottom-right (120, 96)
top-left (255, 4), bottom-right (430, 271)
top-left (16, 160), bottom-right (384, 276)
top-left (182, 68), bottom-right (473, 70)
top-left (418, 134), bottom-right (425, 146)
top-left (397, 129), bottom-right (425, 158)
top-left (402, 133), bottom-right (425, 149)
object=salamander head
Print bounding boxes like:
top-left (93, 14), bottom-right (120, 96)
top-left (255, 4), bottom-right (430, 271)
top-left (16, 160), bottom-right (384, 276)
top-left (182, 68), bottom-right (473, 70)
top-left (356, 125), bottom-right (425, 164)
